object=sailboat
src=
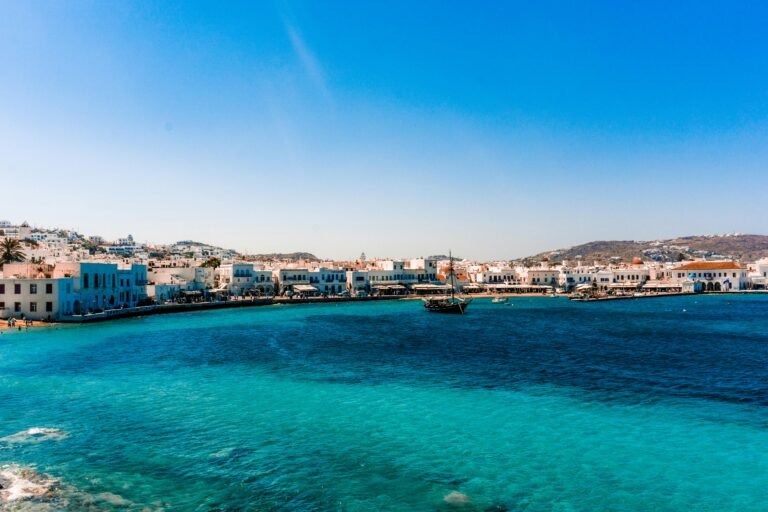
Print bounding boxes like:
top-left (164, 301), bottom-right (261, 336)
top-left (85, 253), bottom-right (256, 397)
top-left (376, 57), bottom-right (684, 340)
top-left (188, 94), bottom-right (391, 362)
top-left (422, 252), bottom-right (472, 314)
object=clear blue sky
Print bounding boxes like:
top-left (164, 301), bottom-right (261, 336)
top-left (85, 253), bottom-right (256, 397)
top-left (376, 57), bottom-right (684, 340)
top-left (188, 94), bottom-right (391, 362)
top-left (1, 1), bottom-right (766, 260)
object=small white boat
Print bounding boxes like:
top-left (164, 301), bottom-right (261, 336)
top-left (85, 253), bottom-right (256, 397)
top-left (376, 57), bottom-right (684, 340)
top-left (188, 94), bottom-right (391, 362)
top-left (492, 297), bottom-right (509, 304)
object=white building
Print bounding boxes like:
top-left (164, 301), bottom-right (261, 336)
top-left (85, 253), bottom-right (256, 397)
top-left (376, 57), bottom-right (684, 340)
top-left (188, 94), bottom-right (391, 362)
top-left (309, 267), bottom-right (347, 294)
top-left (559, 266), bottom-right (595, 291)
top-left (670, 261), bottom-right (748, 291)
top-left (149, 266), bottom-right (215, 291)
top-left (346, 270), bottom-right (370, 296)
top-left (471, 266), bottom-right (517, 284)
top-left (0, 277), bottom-right (78, 321)
top-left (275, 269), bottom-right (311, 295)
top-left (218, 263), bottom-right (274, 296)
top-left (519, 267), bottom-right (560, 287)
top-left (748, 258), bottom-right (768, 289)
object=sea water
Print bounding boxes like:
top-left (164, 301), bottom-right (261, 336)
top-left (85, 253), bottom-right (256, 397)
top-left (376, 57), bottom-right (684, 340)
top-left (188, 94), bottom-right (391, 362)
top-left (1, 295), bottom-right (767, 510)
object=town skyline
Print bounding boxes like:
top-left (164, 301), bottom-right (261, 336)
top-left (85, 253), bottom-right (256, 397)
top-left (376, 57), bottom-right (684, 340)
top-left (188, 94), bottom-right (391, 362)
top-left (2, 218), bottom-right (767, 263)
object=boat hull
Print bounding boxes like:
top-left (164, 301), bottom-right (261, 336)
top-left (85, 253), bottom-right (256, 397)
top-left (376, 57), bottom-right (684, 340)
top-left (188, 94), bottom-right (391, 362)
top-left (423, 300), bottom-right (469, 314)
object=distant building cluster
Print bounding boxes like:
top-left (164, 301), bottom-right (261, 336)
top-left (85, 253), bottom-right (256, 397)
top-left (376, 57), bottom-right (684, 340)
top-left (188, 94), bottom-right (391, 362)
top-left (1, 219), bottom-right (767, 321)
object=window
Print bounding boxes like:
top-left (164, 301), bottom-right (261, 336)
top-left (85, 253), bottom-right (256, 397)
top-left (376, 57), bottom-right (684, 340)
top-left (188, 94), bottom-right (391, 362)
top-left (0, 284), bottom-right (4, 294)
top-left (14, 284), bottom-right (21, 294)
top-left (0, 302), bottom-right (4, 309)
top-left (46, 302), bottom-right (53, 312)
top-left (14, 302), bottom-right (21, 312)
top-left (30, 302), bottom-right (37, 312)
top-left (84, 273), bottom-right (89, 288)
top-left (46, 283), bottom-right (53, 294)
top-left (94, 274), bottom-right (99, 288)
top-left (30, 284), bottom-right (37, 294)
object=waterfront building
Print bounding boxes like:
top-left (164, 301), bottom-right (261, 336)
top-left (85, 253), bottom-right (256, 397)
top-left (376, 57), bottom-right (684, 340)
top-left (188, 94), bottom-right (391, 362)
top-left (471, 266), bottom-right (517, 285)
top-left (559, 266), bottom-right (595, 291)
top-left (670, 261), bottom-right (748, 291)
top-left (217, 263), bottom-right (274, 297)
top-left (747, 258), bottom-right (768, 289)
top-left (275, 269), bottom-right (312, 295)
top-left (250, 270), bottom-right (274, 296)
top-left (308, 267), bottom-right (347, 294)
top-left (345, 270), bottom-right (370, 296)
top-left (519, 266), bottom-right (560, 287)
top-left (52, 262), bottom-right (148, 313)
top-left (148, 266), bottom-right (215, 291)
top-left (147, 283), bottom-right (182, 304)
top-left (0, 276), bottom-right (78, 321)
top-left (408, 258), bottom-right (438, 281)
top-left (367, 260), bottom-right (437, 294)
top-left (119, 263), bottom-right (148, 306)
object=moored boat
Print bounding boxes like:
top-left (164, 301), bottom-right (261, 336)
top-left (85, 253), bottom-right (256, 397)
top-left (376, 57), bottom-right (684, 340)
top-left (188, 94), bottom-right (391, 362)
top-left (423, 251), bottom-right (472, 314)
top-left (423, 296), bottom-right (471, 313)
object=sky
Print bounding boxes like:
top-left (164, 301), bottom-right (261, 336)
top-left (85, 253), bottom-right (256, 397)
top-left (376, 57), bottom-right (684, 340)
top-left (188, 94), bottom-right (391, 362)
top-left (1, 1), bottom-right (767, 260)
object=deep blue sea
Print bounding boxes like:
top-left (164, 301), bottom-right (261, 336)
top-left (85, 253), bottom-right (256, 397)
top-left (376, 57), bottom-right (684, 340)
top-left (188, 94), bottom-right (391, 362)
top-left (1, 295), bottom-right (767, 511)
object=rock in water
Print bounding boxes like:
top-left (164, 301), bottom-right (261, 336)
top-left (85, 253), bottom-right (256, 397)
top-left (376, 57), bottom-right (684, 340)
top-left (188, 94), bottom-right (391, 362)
top-left (444, 491), bottom-right (471, 506)
top-left (0, 427), bottom-right (69, 445)
top-left (0, 465), bottom-right (58, 502)
top-left (95, 491), bottom-right (133, 507)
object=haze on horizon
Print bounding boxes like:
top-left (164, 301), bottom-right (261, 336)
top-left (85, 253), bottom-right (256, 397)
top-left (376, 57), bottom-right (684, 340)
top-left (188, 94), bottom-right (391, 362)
top-left (1, 1), bottom-right (767, 261)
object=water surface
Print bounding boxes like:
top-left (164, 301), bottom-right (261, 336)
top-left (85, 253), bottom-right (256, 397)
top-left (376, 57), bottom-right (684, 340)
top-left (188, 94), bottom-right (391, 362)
top-left (1, 295), bottom-right (767, 510)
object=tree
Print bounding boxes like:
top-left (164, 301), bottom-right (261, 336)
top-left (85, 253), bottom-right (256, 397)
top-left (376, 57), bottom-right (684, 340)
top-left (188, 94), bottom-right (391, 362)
top-left (200, 257), bottom-right (221, 269)
top-left (0, 238), bottom-right (26, 265)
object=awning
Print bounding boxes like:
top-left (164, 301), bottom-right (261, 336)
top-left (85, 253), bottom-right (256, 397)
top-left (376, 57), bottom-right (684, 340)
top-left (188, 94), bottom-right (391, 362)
top-left (410, 284), bottom-right (451, 290)
top-left (642, 282), bottom-right (682, 289)
top-left (374, 284), bottom-right (406, 290)
top-left (293, 284), bottom-right (319, 292)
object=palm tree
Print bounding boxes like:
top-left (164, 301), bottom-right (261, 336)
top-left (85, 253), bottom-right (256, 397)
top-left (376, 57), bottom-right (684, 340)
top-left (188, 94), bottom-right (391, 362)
top-left (0, 238), bottom-right (26, 265)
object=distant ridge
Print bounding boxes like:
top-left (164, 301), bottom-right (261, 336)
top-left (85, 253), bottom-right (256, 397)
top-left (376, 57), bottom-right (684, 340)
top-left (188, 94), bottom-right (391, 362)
top-left (249, 252), bottom-right (319, 262)
top-left (429, 254), bottom-right (461, 261)
top-left (523, 234), bottom-right (768, 264)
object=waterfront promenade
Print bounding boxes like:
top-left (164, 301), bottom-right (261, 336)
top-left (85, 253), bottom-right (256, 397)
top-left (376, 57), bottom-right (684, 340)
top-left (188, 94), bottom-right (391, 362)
top-left (56, 295), bottom-right (405, 324)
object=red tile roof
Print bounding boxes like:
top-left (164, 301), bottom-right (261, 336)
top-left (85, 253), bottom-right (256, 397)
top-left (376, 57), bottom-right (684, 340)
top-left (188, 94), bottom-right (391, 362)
top-left (674, 261), bottom-right (742, 271)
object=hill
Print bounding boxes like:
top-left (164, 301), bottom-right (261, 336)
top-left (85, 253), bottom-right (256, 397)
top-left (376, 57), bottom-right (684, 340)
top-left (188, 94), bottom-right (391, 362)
top-left (523, 234), bottom-right (768, 264)
top-left (249, 252), bottom-right (320, 262)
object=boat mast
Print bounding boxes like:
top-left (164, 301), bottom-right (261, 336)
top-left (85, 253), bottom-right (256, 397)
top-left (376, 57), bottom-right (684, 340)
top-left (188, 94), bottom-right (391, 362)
top-left (449, 250), bottom-right (455, 300)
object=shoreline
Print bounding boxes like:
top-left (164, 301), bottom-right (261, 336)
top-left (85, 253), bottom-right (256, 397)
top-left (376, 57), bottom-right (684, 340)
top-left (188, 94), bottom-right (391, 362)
top-left (2, 291), bottom-right (766, 331)
top-left (0, 320), bottom-right (57, 332)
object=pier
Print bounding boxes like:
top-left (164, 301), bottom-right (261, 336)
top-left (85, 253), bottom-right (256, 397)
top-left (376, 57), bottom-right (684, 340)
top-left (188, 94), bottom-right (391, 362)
top-left (57, 295), bottom-right (405, 323)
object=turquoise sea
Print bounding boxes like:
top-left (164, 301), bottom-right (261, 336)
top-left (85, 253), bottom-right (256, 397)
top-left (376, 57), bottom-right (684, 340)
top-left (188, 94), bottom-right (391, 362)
top-left (1, 295), bottom-right (767, 511)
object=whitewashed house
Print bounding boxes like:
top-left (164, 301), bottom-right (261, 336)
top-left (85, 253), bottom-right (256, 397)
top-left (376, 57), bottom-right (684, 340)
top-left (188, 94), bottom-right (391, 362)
top-left (670, 261), bottom-right (748, 291)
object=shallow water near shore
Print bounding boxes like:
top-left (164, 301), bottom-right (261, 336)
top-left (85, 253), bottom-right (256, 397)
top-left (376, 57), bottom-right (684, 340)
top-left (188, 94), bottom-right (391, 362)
top-left (1, 295), bottom-right (767, 510)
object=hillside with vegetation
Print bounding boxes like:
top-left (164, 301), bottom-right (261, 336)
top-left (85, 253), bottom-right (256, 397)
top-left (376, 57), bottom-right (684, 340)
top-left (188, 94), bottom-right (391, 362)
top-left (523, 234), bottom-right (768, 264)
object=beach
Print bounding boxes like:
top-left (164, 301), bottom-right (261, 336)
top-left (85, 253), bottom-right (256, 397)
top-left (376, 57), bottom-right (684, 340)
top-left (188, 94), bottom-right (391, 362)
top-left (0, 320), bottom-right (53, 332)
